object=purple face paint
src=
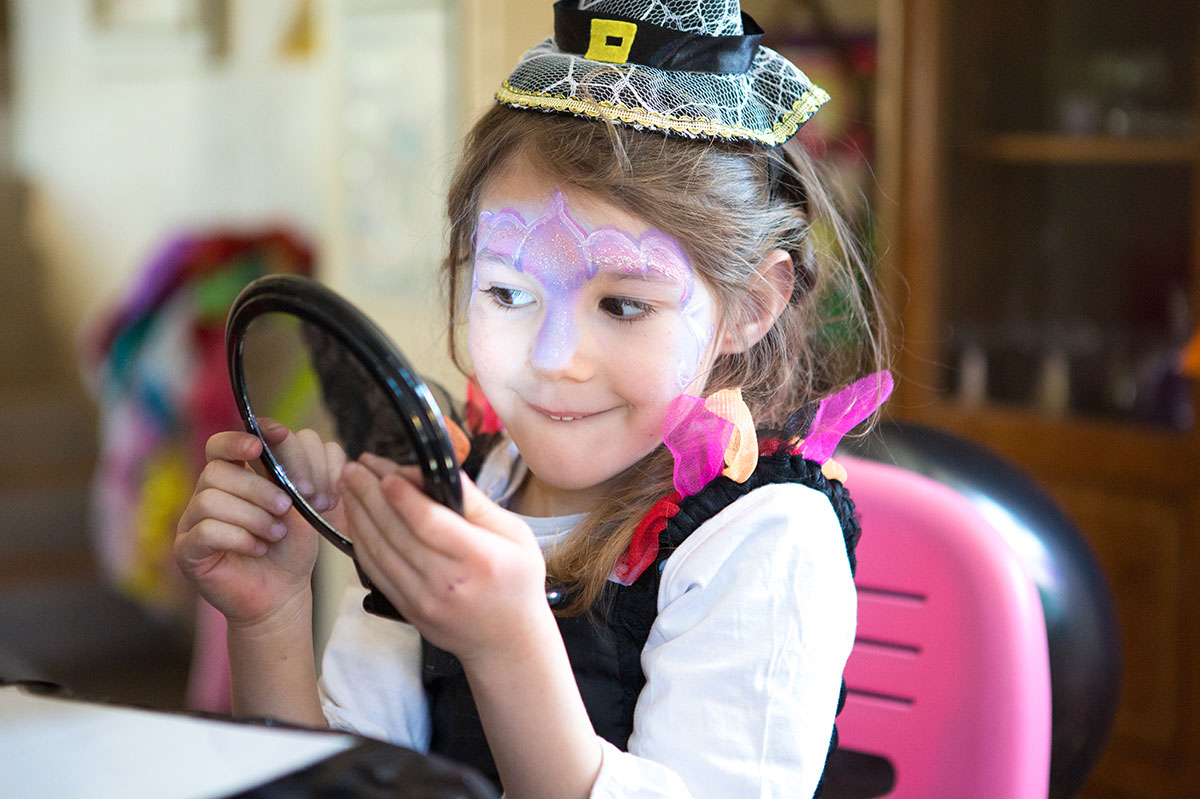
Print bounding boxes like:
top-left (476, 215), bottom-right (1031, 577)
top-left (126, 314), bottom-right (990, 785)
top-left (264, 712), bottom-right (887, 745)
top-left (474, 191), bottom-right (713, 391)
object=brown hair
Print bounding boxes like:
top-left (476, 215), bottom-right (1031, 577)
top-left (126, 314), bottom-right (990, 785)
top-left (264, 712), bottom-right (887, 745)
top-left (444, 105), bottom-right (888, 614)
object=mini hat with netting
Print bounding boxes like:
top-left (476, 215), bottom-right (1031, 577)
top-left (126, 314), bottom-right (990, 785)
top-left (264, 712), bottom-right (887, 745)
top-left (496, 0), bottom-right (829, 146)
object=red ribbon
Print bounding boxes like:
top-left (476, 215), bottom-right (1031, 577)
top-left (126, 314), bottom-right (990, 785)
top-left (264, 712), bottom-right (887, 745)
top-left (613, 492), bottom-right (681, 585)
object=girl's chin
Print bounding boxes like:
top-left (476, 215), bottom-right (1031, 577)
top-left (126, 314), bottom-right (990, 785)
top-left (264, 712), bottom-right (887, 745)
top-left (515, 461), bottom-right (631, 516)
top-left (526, 464), bottom-right (622, 496)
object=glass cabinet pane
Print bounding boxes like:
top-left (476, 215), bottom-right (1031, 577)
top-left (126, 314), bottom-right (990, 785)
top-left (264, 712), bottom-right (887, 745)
top-left (934, 0), bottom-right (1198, 429)
top-left (940, 162), bottom-right (1193, 427)
top-left (947, 0), bottom-right (1198, 138)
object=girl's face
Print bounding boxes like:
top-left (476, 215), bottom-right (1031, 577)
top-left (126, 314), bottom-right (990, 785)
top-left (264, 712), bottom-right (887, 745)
top-left (468, 158), bottom-right (721, 515)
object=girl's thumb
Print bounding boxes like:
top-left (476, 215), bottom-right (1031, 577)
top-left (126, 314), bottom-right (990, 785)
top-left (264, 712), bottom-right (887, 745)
top-left (459, 471), bottom-right (531, 542)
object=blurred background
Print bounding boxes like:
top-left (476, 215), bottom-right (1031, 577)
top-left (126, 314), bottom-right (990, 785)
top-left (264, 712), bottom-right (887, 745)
top-left (0, 1), bottom-right (1195, 797)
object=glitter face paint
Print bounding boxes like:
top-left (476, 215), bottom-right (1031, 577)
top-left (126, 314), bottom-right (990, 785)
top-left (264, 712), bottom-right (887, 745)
top-left (474, 190), bottom-right (713, 392)
top-left (466, 167), bottom-right (724, 513)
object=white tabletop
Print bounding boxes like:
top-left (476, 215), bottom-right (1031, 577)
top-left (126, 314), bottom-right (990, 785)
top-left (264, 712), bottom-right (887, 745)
top-left (0, 684), bottom-right (356, 799)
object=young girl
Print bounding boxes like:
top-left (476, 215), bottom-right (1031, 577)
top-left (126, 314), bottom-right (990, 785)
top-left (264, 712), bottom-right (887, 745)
top-left (175, 2), bottom-right (890, 797)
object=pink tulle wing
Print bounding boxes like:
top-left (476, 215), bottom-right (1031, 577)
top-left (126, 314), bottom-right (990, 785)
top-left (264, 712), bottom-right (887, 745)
top-left (799, 371), bottom-right (894, 463)
top-left (662, 394), bottom-right (734, 497)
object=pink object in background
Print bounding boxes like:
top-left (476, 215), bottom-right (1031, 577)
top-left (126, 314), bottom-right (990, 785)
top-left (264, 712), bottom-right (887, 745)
top-left (836, 456), bottom-right (1051, 798)
top-left (186, 600), bottom-right (232, 713)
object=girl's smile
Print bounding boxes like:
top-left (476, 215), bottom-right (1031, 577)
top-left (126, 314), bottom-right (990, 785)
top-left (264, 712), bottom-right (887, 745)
top-left (467, 158), bottom-right (720, 516)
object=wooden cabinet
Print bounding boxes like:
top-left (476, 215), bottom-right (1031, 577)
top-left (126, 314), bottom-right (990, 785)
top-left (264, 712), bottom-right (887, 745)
top-left (877, 0), bottom-right (1200, 795)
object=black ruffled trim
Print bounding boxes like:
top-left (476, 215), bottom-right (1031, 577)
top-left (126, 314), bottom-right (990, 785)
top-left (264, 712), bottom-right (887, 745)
top-left (661, 450), bottom-right (861, 577)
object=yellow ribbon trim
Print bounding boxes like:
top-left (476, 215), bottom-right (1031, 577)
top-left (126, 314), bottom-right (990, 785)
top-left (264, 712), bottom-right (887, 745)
top-left (496, 81), bottom-right (829, 147)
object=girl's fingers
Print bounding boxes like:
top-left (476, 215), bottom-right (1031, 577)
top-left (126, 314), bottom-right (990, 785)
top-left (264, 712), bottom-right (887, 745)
top-left (295, 428), bottom-right (331, 509)
top-left (190, 459), bottom-right (292, 518)
top-left (325, 441), bottom-right (348, 501)
top-left (205, 430), bottom-right (264, 464)
top-left (178, 517), bottom-right (269, 562)
top-left (182, 485), bottom-right (289, 543)
top-left (261, 422), bottom-right (317, 501)
top-left (376, 469), bottom-right (491, 560)
top-left (257, 416), bottom-right (290, 448)
top-left (343, 461), bottom-right (463, 568)
top-left (328, 445), bottom-right (348, 479)
top-left (457, 471), bottom-right (534, 545)
top-left (341, 486), bottom-right (428, 612)
top-left (353, 460), bottom-right (531, 562)
top-left (357, 452), bottom-right (424, 487)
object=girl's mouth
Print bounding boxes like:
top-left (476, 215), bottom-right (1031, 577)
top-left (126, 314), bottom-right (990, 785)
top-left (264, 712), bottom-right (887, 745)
top-left (528, 402), bottom-right (602, 422)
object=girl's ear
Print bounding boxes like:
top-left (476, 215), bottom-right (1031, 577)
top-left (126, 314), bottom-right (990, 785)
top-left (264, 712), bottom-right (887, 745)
top-left (719, 249), bottom-right (795, 354)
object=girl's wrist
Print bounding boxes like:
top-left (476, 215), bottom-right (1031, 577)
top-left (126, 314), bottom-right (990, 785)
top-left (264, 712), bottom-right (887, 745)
top-left (455, 590), bottom-right (560, 673)
top-left (459, 598), bottom-right (602, 799)
top-left (225, 586), bottom-right (314, 644)
top-left (226, 586), bottom-right (323, 725)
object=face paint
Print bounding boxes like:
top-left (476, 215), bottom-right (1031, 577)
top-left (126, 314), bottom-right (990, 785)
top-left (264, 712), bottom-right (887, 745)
top-left (474, 190), bottom-right (713, 391)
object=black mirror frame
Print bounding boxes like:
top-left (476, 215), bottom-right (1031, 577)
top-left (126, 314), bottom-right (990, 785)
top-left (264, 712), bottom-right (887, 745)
top-left (225, 274), bottom-right (464, 619)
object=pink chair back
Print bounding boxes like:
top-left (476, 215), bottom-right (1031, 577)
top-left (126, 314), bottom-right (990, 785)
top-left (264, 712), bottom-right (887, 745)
top-left (836, 456), bottom-right (1051, 798)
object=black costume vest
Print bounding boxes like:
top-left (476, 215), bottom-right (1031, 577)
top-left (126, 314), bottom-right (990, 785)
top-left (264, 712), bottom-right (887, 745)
top-left (421, 449), bottom-right (860, 795)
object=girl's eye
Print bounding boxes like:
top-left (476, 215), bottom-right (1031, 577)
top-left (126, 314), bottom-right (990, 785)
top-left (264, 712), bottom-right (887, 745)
top-left (484, 286), bottom-right (535, 309)
top-left (600, 297), bottom-right (654, 320)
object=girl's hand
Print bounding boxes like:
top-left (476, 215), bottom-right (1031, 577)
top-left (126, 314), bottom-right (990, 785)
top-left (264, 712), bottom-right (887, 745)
top-left (342, 453), bottom-right (549, 664)
top-left (257, 418), bottom-right (347, 518)
top-left (175, 427), bottom-right (329, 629)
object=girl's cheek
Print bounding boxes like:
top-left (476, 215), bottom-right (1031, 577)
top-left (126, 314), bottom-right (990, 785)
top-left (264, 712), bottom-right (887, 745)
top-left (671, 306), bottom-right (717, 394)
top-left (624, 327), bottom-right (699, 403)
top-left (466, 305), bottom-right (499, 371)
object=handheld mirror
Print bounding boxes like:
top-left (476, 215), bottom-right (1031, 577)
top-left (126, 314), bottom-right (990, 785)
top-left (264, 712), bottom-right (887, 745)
top-left (226, 275), bottom-right (463, 620)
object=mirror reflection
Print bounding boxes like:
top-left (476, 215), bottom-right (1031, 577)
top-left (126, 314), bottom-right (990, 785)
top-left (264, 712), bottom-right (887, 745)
top-left (239, 311), bottom-right (423, 555)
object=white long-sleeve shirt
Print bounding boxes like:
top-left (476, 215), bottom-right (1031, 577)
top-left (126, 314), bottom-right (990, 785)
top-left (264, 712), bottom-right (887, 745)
top-left (319, 441), bottom-right (856, 798)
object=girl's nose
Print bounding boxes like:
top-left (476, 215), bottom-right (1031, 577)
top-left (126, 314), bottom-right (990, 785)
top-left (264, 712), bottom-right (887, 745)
top-left (529, 305), bottom-right (592, 379)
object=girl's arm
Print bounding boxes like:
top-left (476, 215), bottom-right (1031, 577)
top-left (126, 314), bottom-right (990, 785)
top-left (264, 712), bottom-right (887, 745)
top-left (226, 584), bottom-right (324, 725)
top-left (175, 429), bottom-right (328, 727)
top-left (458, 605), bottom-right (601, 799)
top-left (342, 460), bottom-right (602, 799)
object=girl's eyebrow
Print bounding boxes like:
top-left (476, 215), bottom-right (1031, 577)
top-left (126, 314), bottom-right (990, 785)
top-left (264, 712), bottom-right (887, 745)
top-left (597, 267), bottom-right (682, 285)
top-left (477, 248), bottom-right (687, 285)
top-left (475, 247), bottom-right (515, 262)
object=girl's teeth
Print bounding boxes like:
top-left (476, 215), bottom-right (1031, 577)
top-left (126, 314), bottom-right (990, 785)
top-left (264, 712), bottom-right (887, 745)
top-left (549, 414), bottom-right (578, 421)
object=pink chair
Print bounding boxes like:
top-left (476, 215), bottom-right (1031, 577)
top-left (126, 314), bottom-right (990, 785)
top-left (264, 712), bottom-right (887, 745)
top-left (832, 456), bottom-right (1052, 798)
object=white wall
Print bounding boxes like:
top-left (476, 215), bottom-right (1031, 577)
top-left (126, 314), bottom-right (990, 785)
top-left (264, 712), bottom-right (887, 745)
top-left (11, 0), bottom-right (326, 350)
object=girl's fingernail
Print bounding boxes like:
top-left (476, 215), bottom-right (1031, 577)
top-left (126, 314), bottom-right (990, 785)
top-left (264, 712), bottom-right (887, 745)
top-left (254, 540), bottom-right (268, 556)
top-left (296, 480), bottom-right (314, 496)
top-left (273, 495), bottom-right (291, 514)
top-left (269, 521), bottom-right (287, 540)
